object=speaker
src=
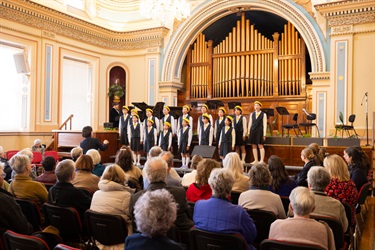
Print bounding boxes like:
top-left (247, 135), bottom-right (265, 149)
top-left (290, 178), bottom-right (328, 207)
top-left (191, 145), bottom-right (216, 158)
top-left (13, 52), bottom-right (30, 74)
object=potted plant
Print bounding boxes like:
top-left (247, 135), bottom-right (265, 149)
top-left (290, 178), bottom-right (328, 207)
top-left (107, 84), bottom-right (125, 98)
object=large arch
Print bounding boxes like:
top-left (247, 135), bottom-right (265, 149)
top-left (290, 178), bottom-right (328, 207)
top-left (161, 0), bottom-right (328, 83)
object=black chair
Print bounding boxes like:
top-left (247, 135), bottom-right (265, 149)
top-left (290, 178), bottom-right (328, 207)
top-left (189, 227), bottom-right (248, 250)
top-left (310, 214), bottom-right (344, 250)
top-left (3, 230), bottom-right (50, 250)
top-left (42, 203), bottom-right (83, 243)
top-left (299, 113), bottom-right (320, 137)
top-left (166, 223), bottom-right (181, 243)
top-left (54, 244), bottom-right (80, 250)
top-left (15, 198), bottom-right (43, 232)
top-left (282, 113), bottom-right (302, 137)
top-left (280, 196), bottom-right (290, 215)
top-left (246, 209), bottom-right (277, 247)
top-left (188, 201), bottom-right (196, 218)
top-left (342, 202), bottom-right (353, 246)
top-left (230, 191), bottom-right (241, 205)
top-left (335, 114), bottom-right (358, 138)
top-left (260, 239), bottom-right (325, 250)
top-left (84, 209), bottom-right (128, 246)
top-left (356, 182), bottom-right (371, 220)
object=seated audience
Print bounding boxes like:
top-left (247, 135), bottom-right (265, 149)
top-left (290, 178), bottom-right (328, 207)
top-left (31, 139), bottom-right (46, 155)
top-left (194, 168), bottom-right (257, 250)
top-left (239, 163), bottom-right (286, 219)
top-left (86, 149), bottom-right (106, 177)
top-left (222, 152), bottom-right (250, 192)
top-left (80, 125), bottom-right (109, 154)
top-left (0, 164), bottom-right (10, 191)
top-left (305, 166), bottom-right (348, 231)
top-left (125, 189), bottom-right (185, 250)
top-left (130, 157), bottom-right (193, 231)
top-left (186, 159), bottom-right (220, 202)
top-left (343, 146), bottom-right (370, 191)
top-left (71, 155), bottom-right (100, 193)
top-left (11, 149), bottom-right (37, 180)
top-left (324, 154), bottom-right (358, 225)
top-left (267, 155), bottom-right (297, 196)
top-left (70, 146), bottom-right (83, 162)
top-left (9, 154), bottom-right (48, 206)
top-left (294, 147), bottom-right (317, 187)
top-left (115, 146), bottom-right (143, 192)
top-left (48, 159), bottom-right (91, 220)
top-left (181, 154), bottom-right (203, 187)
top-left (269, 187), bottom-right (335, 250)
top-left (0, 146), bottom-right (12, 181)
top-left (90, 164), bottom-right (134, 249)
top-left (36, 156), bottom-right (57, 184)
top-left (308, 142), bottom-right (323, 166)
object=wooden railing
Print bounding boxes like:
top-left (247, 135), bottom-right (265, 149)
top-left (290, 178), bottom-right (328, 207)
top-left (59, 114), bottom-right (74, 130)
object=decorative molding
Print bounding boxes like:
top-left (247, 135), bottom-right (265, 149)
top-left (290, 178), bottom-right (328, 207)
top-left (0, 0), bottom-right (168, 50)
top-left (331, 25), bottom-right (353, 35)
top-left (309, 72), bottom-right (330, 80)
top-left (159, 81), bottom-right (183, 90)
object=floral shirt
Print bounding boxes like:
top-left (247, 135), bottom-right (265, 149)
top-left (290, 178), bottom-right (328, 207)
top-left (325, 178), bottom-right (358, 225)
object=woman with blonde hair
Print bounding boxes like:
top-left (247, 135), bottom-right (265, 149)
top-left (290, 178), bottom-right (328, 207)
top-left (222, 152), bottom-right (250, 192)
top-left (86, 149), bottom-right (106, 177)
top-left (294, 147), bottom-right (317, 187)
top-left (324, 154), bottom-right (358, 224)
top-left (90, 164), bottom-right (134, 249)
top-left (71, 154), bottom-right (99, 193)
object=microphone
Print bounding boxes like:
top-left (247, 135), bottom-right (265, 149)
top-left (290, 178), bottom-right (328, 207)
top-left (302, 108), bottom-right (310, 116)
top-left (361, 92), bottom-right (368, 106)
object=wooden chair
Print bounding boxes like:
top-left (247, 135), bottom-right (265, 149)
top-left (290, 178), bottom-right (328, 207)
top-left (189, 227), bottom-right (248, 250)
top-left (260, 239), bottom-right (325, 250)
top-left (3, 230), bottom-right (50, 250)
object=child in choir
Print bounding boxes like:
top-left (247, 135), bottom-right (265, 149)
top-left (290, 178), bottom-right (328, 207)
top-left (198, 114), bottom-right (213, 146)
top-left (178, 118), bottom-right (193, 168)
top-left (233, 105), bottom-right (247, 163)
top-left (159, 122), bottom-right (172, 151)
top-left (143, 118), bottom-right (157, 155)
top-left (214, 107), bottom-right (226, 145)
top-left (197, 104), bottom-right (213, 135)
top-left (128, 114), bottom-right (143, 165)
top-left (144, 108), bottom-right (159, 132)
top-left (218, 116), bottom-right (236, 159)
top-left (177, 104), bottom-right (193, 132)
top-left (119, 105), bottom-right (131, 146)
top-left (160, 106), bottom-right (175, 135)
top-left (247, 101), bottom-right (267, 164)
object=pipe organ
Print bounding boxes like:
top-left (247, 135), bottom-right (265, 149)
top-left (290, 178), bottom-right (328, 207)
top-left (187, 13), bottom-right (306, 100)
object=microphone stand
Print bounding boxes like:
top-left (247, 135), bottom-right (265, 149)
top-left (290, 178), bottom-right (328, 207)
top-left (361, 92), bottom-right (369, 146)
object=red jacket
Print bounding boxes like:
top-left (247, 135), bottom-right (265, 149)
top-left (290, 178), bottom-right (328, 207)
top-left (186, 183), bottom-right (212, 202)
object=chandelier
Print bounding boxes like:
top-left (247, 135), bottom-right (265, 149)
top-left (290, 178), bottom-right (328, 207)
top-left (139, 0), bottom-right (190, 23)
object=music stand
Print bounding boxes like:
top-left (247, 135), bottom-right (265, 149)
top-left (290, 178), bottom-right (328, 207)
top-left (262, 108), bottom-right (274, 135)
top-left (228, 102), bottom-right (241, 109)
top-left (207, 100), bottom-right (225, 109)
top-left (169, 106), bottom-right (182, 119)
top-left (276, 107), bottom-right (290, 136)
top-left (132, 102), bottom-right (150, 121)
top-left (153, 101), bottom-right (165, 119)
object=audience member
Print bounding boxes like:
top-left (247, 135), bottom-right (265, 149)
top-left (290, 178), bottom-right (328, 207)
top-left (181, 154), bottom-right (203, 187)
top-left (80, 126), bottom-right (108, 154)
top-left (239, 163), bottom-right (286, 219)
top-left (0, 146), bottom-right (12, 181)
top-left (125, 189), bottom-right (185, 250)
top-left (193, 168), bottom-right (257, 250)
top-left (31, 139), bottom-right (46, 155)
top-left (9, 154), bottom-right (48, 206)
top-left (343, 146), bottom-right (370, 191)
top-left (36, 156), bottom-right (57, 184)
top-left (186, 159), bottom-right (220, 202)
top-left (71, 155), bottom-right (100, 193)
top-left (0, 164), bottom-right (10, 191)
top-left (222, 152), bottom-right (250, 192)
top-left (308, 142), bottom-right (323, 166)
top-left (86, 149), bottom-right (106, 177)
top-left (294, 147), bottom-right (317, 187)
top-left (148, 145), bottom-right (163, 158)
top-left (324, 154), bottom-right (358, 224)
top-left (48, 159), bottom-right (91, 220)
top-left (70, 146), bottom-right (83, 162)
top-left (130, 157), bottom-right (193, 231)
top-left (269, 187), bottom-right (334, 250)
top-left (305, 166), bottom-right (348, 231)
top-left (267, 155), bottom-right (297, 196)
top-left (11, 149), bottom-right (37, 180)
top-left (90, 164), bottom-right (134, 249)
top-left (115, 146), bottom-right (143, 192)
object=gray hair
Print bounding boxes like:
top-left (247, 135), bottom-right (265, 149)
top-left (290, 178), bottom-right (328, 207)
top-left (55, 159), bottom-right (75, 183)
top-left (223, 152), bottom-right (244, 180)
top-left (70, 147), bottom-right (83, 161)
top-left (9, 154), bottom-right (30, 174)
top-left (18, 149), bottom-right (33, 161)
top-left (208, 168), bottom-right (234, 199)
top-left (307, 166), bottom-right (330, 191)
top-left (289, 186), bottom-right (315, 216)
top-left (134, 189), bottom-right (177, 237)
top-left (148, 146), bottom-right (163, 158)
top-left (144, 157), bottom-right (167, 183)
top-left (248, 163), bottom-right (271, 187)
top-left (86, 149), bottom-right (101, 165)
top-left (160, 151), bottom-right (174, 168)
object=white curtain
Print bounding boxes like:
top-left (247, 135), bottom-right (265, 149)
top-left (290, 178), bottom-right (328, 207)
top-left (61, 58), bottom-right (92, 130)
top-left (0, 44), bottom-right (25, 131)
